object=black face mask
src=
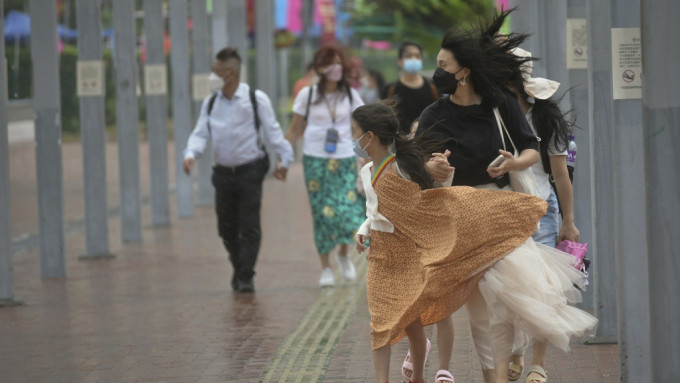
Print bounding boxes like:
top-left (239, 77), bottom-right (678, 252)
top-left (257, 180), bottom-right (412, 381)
top-left (432, 67), bottom-right (464, 95)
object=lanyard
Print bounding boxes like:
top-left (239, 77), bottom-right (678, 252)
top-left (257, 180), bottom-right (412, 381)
top-left (322, 91), bottom-right (339, 125)
top-left (371, 153), bottom-right (396, 186)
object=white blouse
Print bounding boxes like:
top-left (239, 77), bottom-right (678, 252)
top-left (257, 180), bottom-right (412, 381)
top-left (357, 159), bottom-right (454, 236)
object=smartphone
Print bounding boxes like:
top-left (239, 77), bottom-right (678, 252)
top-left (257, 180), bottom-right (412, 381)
top-left (488, 154), bottom-right (505, 168)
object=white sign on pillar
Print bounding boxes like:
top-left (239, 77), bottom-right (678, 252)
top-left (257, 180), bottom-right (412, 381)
top-left (566, 18), bottom-right (587, 69)
top-left (611, 28), bottom-right (642, 100)
top-left (192, 73), bottom-right (211, 101)
top-left (77, 60), bottom-right (104, 97)
top-left (144, 64), bottom-right (168, 96)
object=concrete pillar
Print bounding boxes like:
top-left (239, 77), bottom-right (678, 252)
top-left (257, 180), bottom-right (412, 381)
top-left (226, 0), bottom-right (248, 78)
top-left (143, 0), bottom-right (171, 226)
top-left (30, 0), bottom-right (66, 278)
top-left (255, 0), bottom-right (277, 172)
top-left (584, 0), bottom-right (617, 344)
top-left (170, 0), bottom-right (194, 217)
top-left (510, 0), bottom-right (545, 77)
top-left (76, 0), bottom-right (113, 258)
top-left (113, 0), bottom-right (143, 242)
top-left (566, 0), bottom-right (594, 309)
top-left (543, 0), bottom-right (571, 110)
top-left (211, 0), bottom-right (227, 54)
top-left (191, 0), bottom-right (214, 207)
top-left (0, 0), bottom-right (20, 305)
top-left (642, 0), bottom-right (680, 380)
top-left (301, 0), bottom-right (313, 67)
top-left (610, 1), bottom-right (650, 381)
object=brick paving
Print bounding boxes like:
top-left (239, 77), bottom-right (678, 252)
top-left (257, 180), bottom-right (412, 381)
top-left (1, 141), bottom-right (619, 382)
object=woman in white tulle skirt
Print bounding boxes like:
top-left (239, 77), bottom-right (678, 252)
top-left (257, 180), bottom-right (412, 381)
top-left (478, 238), bottom-right (597, 383)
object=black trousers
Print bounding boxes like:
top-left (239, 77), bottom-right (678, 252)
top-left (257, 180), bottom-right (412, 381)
top-left (212, 156), bottom-right (268, 282)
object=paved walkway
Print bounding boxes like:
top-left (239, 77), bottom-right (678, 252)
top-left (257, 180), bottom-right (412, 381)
top-left (1, 141), bottom-right (619, 382)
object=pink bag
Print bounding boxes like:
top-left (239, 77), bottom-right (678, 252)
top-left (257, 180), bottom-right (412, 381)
top-left (556, 240), bottom-right (589, 271)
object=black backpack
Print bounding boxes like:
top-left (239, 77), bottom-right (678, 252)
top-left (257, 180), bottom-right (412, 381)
top-left (206, 88), bottom-right (262, 150)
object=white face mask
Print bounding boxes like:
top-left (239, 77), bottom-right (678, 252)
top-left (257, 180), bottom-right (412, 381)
top-left (208, 72), bottom-right (225, 92)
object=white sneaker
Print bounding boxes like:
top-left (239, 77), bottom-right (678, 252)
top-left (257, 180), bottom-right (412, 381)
top-left (337, 254), bottom-right (356, 281)
top-left (319, 267), bottom-right (335, 287)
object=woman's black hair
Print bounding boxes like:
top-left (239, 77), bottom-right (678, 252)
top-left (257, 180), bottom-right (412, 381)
top-left (440, 8), bottom-right (533, 107)
top-left (509, 76), bottom-right (572, 174)
top-left (366, 68), bottom-right (386, 94)
top-left (352, 101), bottom-right (435, 190)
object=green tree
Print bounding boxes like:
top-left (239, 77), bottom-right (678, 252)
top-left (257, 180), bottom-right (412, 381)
top-left (352, 0), bottom-right (496, 53)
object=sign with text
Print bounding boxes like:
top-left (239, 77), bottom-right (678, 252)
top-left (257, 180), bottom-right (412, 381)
top-left (77, 60), bottom-right (104, 97)
top-left (567, 19), bottom-right (587, 69)
top-left (611, 28), bottom-right (642, 100)
top-left (192, 73), bottom-right (211, 101)
top-left (144, 64), bottom-right (168, 96)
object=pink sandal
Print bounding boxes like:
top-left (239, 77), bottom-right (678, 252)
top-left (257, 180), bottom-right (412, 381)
top-left (434, 369), bottom-right (455, 383)
top-left (401, 338), bottom-right (431, 381)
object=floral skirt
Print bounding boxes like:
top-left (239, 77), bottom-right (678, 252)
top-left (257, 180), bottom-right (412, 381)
top-left (303, 155), bottom-right (366, 255)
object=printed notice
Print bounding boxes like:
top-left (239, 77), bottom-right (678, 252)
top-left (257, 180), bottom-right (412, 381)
top-left (567, 19), bottom-right (587, 69)
top-left (144, 64), bottom-right (168, 96)
top-left (77, 60), bottom-right (104, 97)
top-left (192, 73), bottom-right (211, 101)
top-left (611, 28), bottom-right (642, 100)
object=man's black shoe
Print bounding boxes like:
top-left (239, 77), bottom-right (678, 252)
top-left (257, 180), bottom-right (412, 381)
top-left (237, 279), bottom-right (255, 293)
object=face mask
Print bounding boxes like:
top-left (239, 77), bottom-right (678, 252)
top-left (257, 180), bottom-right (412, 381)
top-left (323, 64), bottom-right (343, 82)
top-left (208, 72), bottom-right (225, 92)
top-left (432, 67), bottom-right (464, 94)
top-left (402, 58), bottom-right (423, 74)
top-left (352, 132), bottom-right (370, 159)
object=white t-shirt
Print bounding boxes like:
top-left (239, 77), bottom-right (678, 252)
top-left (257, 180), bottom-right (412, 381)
top-left (292, 85), bottom-right (364, 159)
top-left (526, 108), bottom-right (568, 200)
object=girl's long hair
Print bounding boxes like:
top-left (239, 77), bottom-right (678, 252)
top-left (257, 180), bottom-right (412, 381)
top-left (440, 8), bottom-right (533, 107)
top-left (352, 101), bottom-right (436, 190)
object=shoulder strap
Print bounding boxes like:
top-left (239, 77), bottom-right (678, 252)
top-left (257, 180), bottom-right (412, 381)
top-left (493, 107), bottom-right (518, 153)
top-left (386, 83), bottom-right (396, 99)
top-left (206, 92), bottom-right (219, 136)
top-left (304, 85), bottom-right (314, 121)
top-left (346, 85), bottom-right (353, 105)
top-left (249, 87), bottom-right (260, 131)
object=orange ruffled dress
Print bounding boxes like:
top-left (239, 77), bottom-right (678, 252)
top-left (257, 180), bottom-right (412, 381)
top-left (364, 168), bottom-right (597, 351)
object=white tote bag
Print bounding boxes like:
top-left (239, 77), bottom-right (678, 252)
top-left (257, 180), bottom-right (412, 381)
top-left (493, 107), bottom-right (540, 196)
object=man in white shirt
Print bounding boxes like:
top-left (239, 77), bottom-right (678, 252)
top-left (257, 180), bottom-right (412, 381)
top-left (183, 48), bottom-right (294, 293)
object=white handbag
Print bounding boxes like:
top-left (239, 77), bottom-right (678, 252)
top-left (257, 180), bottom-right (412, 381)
top-left (492, 107), bottom-right (541, 196)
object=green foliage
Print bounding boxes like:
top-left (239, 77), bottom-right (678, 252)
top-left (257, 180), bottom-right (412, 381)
top-left (351, 0), bottom-right (496, 53)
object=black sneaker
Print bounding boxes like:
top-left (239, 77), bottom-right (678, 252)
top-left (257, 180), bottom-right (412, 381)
top-left (237, 279), bottom-right (255, 293)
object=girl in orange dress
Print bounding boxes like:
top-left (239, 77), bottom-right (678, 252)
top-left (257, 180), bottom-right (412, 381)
top-left (351, 102), bottom-right (568, 383)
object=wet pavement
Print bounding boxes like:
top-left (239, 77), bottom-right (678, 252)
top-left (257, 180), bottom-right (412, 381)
top-left (1, 140), bottom-right (619, 382)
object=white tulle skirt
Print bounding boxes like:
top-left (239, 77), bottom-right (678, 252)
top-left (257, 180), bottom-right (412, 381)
top-left (478, 238), bottom-right (598, 354)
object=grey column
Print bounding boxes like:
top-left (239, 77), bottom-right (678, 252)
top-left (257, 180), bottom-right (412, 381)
top-left (226, 0), bottom-right (248, 77)
top-left (610, 1), bottom-right (650, 381)
top-left (76, 0), bottom-right (112, 258)
top-left (510, 0), bottom-right (545, 77)
top-left (301, 0), bottom-right (313, 67)
top-left (170, 0), bottom-right (194, 217)
top-left (211, 0), bottom-right (227, 53)
top-left (566, 0), bottom-right (593, 309)
top-left (585, 0), bottom-right (617, 343)
top-left (642, 0), bottom-right (680, 380)
top-left (543, 0), bottom-right (571, 110)
top-left (144, 0), bottom-right (170, 226)
top-left (255, 0), bottom-right (277, 172)
top-left (0, 1), bottom-right (19, 304)
top-left (113, 0), bottom-right (143, 242)
top-left (192, 0), bottom-right (214, 206)
top-left (30, 0), bottom-right (66, 278)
